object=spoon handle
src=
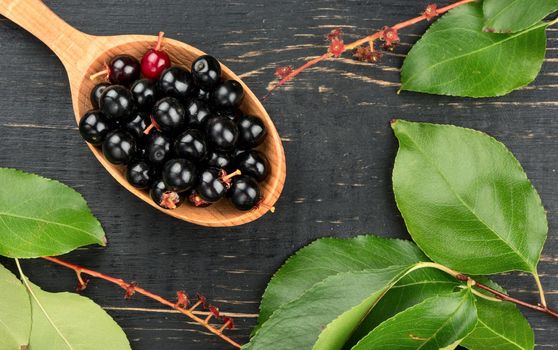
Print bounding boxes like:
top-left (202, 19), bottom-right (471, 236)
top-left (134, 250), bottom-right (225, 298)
top-left (0, 0), bottom-right (92, 67)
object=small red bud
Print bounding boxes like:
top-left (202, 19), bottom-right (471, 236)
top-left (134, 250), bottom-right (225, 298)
top-left (328, 38), bottom-right (345, 58)
top-left (423, 4), bottom-right (439, 20)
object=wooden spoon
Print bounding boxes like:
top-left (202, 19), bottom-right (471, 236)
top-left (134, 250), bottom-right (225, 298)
top-left (0, 0), bottom-right (286, 227)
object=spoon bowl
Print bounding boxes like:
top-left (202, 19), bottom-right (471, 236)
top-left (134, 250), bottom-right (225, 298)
top-left (0, 0), bottom-right (286, 227)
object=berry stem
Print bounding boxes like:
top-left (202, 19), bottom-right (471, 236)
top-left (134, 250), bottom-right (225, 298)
top-left (143, 123), bottom-right (155, 135)
top-left (41, 256), bottom-right (242, 349)
top-left (89, 68), bottom-right (109, 81)
top-left (263, 0), bottom-right (475, 99)
top-left (222, 169), bottom-right (242, 182)
top-left (155, 31), bottom-right (165, 51)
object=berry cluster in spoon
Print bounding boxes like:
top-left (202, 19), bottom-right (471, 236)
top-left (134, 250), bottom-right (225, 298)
top-left (79, 33), bottom-right (269, 211)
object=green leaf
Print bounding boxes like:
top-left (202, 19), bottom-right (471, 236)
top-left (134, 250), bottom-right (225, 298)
top-left (351, 290), bottom-right (477, 350)
top-left (392, 120), bottom-right (547, 274)
top-left (462, 280), bottom-right (534, 350)
top-left (400, 2), bottom-right (547, 97)
top-left (483, 0), bottom-right (558, 33)
top-left (254, 236), bottom-right (428, 333)
top-left (23, 279), bottom-right (131, 349)
top-left (0, 264), bottom-right (31, 350)
top-left (245, 265), bottom-right (416, 350)
top-left (0, 168), bottom-right (106, 258)
top-left (345, 268), bottom-right (458, 349)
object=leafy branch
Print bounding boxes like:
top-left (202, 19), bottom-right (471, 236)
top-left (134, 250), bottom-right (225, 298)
top-left (265, 0), bottom-right (558, 99)
top-left (42, 256), bottom-right (241, 349)
top-left (421, 261), bottom-right (558, 318)
top-left (263, 0), bottom-right (474, 100)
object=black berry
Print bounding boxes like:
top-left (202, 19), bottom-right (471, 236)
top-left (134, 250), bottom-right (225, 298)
top-left (152, 97), bottom-right (186, 133)
top-left (236, 115), bottom-right (267, 148)
top-left (212, 80), bottom-right (244, 109)
top-left (157, 67), bottom-right (194, 101)
top-left (131, 79), bottom-right (157, 111)
top-left (150, 179), bottom-right (183, 209)
top-left (79, 110), bottom-right (111, 146)
top-left (124, 111), bottom-right (149, 138)
top-left (174, 129), bottom-right (207, 162)
top-left (90, 82), bottom-right (110, 109)
top-left (206, 151), bottom-right (233, 169)
top-left (102, 130), bottom-right (136, 165)
top-left (228, 175), bottom-right (260, 211)
top-left (191, 55), bottom-right (221, 90)
top-left (162, 158), bottom-right (197, 192)
top-left (196, 167), bottom-right (228, 202)
top-left (145, 131), bottom-right (171, 166)
top-left (185, 99), bottom-right (212, 129)
top-left (235, 150), bottom-right (269, 182)
top-left (99, 85), bottom-right (134, 122)
top-left (108, 54), bottom-right (140, 86)
top-left (126, 161), bottom-right (154, 189)
top-left (205, 115), bottom-right (238, 150)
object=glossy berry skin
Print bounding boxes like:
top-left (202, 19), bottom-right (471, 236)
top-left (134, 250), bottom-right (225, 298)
top-left (236, 115), bottom-right (267, 148)
top-left (145, 131), bottom-right (171, 166)
top-left (102, 130), bottom-right (137, 165)
top-left (205, 115), bottom-right (238, 150)
top-left (194, 87), bottom-right (211, 102)
top-left (162, 158), bottom-right (197, 192)
top-left (212, 80), bottom-right (244, 109)
top-left (152, 97), bottom-right (186, 133)
top-left (174, 129), bottom-right (207, 162)
top-left (157, 67), bottom-right (194, 101)
top-left (191, 55), bottom-right (221, 90)
top-left (206, 151), bottom-right (232, 170)
top-left (235, 150), bottom-right (269, 182)
top-left (131, 79), bottom-right (157, 111)
top-left (228, 175), bottom-right (261, 211)
top-left (196, 167), bottom-right (227, 202)
top-left (99, 85), bottom-right (134, 122)
top-left (216, 109), bottom-right (241, 121)
top-left (185, 99), bottom-right (212, 129)
top-left (150, 179), bottom-right (183, 209)
top-left (79, 110), bottom-right (111, 146)
top-left (126, 161), bottom-right (153, 189)
top-left (141, 48), bottom-right (171, 80)
top-left (109, 55), bottom-right (140, 86)
top-left (90, 82), bottom-right (110, 109)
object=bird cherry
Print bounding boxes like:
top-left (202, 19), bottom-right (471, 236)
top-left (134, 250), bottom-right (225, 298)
top-left (196, 168), bottom-right (241, 203)
top-left (150, 179), bottom-right (183, 209)
top-left (79, 110), bottom-right (111, 146)
top-left (235, 150), bottom-right (269, 182)
top-left (90, 55), bottom-right (140, 87)
top-left (141, 32), bottom-right (171, 79)
top-left (227, 175), bottom-right (261, 211)
top-left (162, 158), bottom-right (197, 192)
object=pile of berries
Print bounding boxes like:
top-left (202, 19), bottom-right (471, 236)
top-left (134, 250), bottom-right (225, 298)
top-left (79, 33), bottom-right (269, 211)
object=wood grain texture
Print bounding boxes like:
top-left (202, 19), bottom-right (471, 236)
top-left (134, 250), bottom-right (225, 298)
top-left (0, 0), bottom-right (556, 348)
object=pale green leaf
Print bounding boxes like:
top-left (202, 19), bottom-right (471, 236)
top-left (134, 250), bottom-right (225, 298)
top-left (400, 2), bottom-right (547, 97)
top-left (0, 264), bottom-right (31, 350)
top-left (26, 281), bottom-right (130, 350)
top-left (351, 290), bottom-right (477, 350)
top-left (0, 168), bottom-right (106, 258)
top-left (483, 0), bottom-right (558, 33)
top-left (392, 120), bottom-right (547, 274)
top-left (245, 265), bottom-right (416, 350)
top-left (254, 235), bottom-right (428, 333)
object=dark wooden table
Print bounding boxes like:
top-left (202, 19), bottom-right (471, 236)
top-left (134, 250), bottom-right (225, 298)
top-left (0, 0), bottom-right (556, 349)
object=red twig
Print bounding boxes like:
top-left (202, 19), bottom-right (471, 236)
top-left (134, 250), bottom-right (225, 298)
top-left (263, 0), bottom-right (475, 100)
top-left (455, 274), bottom-right (558, 318)
top-left (42, 256), bottom-right (242, 349)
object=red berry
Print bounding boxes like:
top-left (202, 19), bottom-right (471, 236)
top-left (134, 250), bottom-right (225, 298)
top-left (141, 32), bottom-right (171, 79)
